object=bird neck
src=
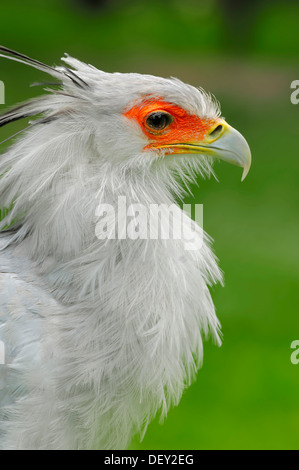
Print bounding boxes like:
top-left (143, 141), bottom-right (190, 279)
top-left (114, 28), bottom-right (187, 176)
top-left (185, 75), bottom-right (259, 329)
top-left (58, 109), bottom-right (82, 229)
top-left (4, 156), bottom-right (196, 299)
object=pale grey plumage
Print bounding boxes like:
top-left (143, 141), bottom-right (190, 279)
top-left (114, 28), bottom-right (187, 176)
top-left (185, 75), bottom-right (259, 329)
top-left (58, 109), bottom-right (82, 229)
top-left (0, 48), bottom-right (230, 450)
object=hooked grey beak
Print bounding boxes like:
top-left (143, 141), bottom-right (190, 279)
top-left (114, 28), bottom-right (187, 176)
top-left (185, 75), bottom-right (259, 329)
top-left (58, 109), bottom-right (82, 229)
top-left (155, 119), bottom-right (252, 181)
top-left (202, 120), bottom-right (252, 181)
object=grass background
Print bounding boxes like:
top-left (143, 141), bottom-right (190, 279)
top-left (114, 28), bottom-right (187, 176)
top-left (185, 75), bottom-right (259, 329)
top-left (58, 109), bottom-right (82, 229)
top-left (0, 0), bottom-right (298, 450)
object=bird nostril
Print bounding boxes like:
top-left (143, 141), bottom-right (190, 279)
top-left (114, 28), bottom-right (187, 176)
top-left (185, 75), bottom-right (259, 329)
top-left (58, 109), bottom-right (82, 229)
top-left (209, 124), bottom-right (223, 139)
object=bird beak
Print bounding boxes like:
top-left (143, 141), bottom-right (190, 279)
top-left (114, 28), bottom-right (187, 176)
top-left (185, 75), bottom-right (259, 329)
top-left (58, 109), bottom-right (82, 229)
top-left (157, 119), bottom-right (252, 181)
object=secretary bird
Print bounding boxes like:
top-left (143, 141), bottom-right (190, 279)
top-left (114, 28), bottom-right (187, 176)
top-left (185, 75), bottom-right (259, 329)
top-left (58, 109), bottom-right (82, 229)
top-left (0, 47), bottom-right (251, 450)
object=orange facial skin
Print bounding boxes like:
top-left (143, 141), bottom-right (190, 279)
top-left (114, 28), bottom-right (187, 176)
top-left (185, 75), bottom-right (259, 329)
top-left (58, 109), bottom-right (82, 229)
top-left (124, 97), bottom-right (218, 153)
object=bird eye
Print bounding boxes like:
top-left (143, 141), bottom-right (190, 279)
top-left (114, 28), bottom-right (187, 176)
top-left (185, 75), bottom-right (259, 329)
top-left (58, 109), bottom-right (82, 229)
top-left (145, 112), bottom-right (173, 132)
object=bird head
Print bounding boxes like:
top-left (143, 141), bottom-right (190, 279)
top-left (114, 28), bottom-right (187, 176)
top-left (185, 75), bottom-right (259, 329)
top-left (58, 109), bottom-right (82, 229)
top-left (0, 47), bottom-right (251, 183)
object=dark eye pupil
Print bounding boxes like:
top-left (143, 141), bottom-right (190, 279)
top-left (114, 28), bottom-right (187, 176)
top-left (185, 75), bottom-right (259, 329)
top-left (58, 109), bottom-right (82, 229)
top-left (146, 112), bottom-right (171, 130)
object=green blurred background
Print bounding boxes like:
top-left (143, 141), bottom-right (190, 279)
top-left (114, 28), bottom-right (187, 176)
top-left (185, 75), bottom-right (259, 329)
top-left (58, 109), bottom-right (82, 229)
top-left (1, 0), bottom-right (299, 450)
